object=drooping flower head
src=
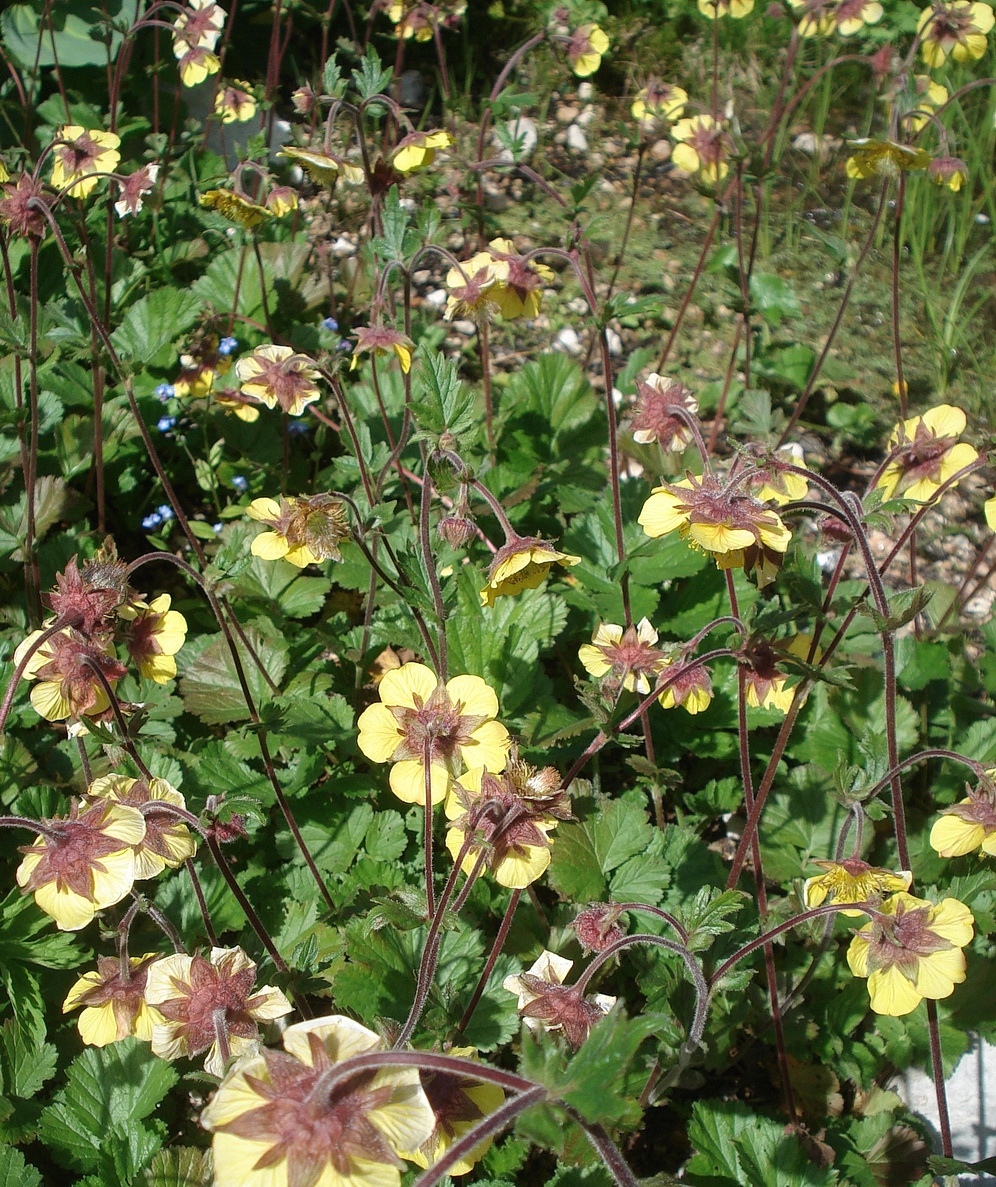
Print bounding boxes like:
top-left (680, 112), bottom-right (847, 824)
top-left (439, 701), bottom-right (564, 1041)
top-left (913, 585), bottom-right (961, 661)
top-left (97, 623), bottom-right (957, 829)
top-left (215, 81), bottom-right (257, 124)
top-left (402, 1048), bottom-right (505, 1176)
top-left (145, 947), bottom-right (293, 1077)
top-left (876, 404), bottom-right (979, 501)
top-left (63, 954), bottom-right (162, 1046)
top-left (443, 256), bottom-right (501, 323)
top-left (44, 555), bottom-right (126, 636)
top-left (16, 799), bottom-right (145, 930)
top-left (741, 634), bottom-right (819, 713)
top-left (245, 495), bottom-right (351, 568)
top-left (503, 951), bottom-right (617, 1050)
top-left (891, 75), bottom-right (949, 134)
top-left (929, 156), bottom-right (970, 191)
top-left (114, 164), bottom-right (160, 218)
top-left (480, 536), bottom-right (580, 606)
top-left (917, 0), bottom-right (994, 65)
top-left (200, 187), bottom-right (270, 228)
top-left (88, 774), bottom-right (196, 879)
top-left (175, 44), bottom-right (221, 87)
top-left (803, 859), bottom-right (913, 916)
top-left (172, 0), bottom-right (225, 53)
top-left (788, 0), bottom-right (882, 35)
top-left (846, 893), bottom-right (974, 1016)
top-left (930, 772), bottom-right (996, 857)
top-left (629, 374), bottom-right (699, 452)
top-left (50, 126), bottom-right (121, 198)
top-left (845, 138), bottom-right (930, 180)
top-left (357, 662), bottom-right (510, 805)
top-left (13, 627), bottom-right (126, 720)
top-left (201, 1015), bottom-right (435, 1187)
top-left (578, 619), bottom-right (667, 695)
top-left (572, 904), bottom-right (627, 954)
top-left (746, 442), bottom-right (810, 505)
top-left (656, 658), bottom-right (714, 714)
top-left (444, 754), bottom-right (572, 888)
top-left (639, 472), bottom-right (792, 586)
top-left (265, 186), bottom-right (299, 217)
top-left (0, 173), bottom-right (50, 238)
top-left (566, 25), bottom-right (609, 76)
top-left (671, 115), bottom-right (734, 184)
top-left (173, 333), bottom-right (233, 398)
top-left (119, 594), bottom-right (188, 684)
top-left (476, 238), bottom-right (556, 320)
top-left (631, 80), bottom-right (688, 124)
top-left (235, 344), bottom-right (323, 416)
top-left (391, 130), bottom-right (453, 175)
top-left (350, 326), bottom-right (415, 374)
top-left (278, 146), bottom-right (365, 187)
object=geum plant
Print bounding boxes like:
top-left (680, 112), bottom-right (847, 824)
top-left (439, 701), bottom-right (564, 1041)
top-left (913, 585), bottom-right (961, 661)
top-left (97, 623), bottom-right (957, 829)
top-left (0, 0), bottom-right (995, 1184)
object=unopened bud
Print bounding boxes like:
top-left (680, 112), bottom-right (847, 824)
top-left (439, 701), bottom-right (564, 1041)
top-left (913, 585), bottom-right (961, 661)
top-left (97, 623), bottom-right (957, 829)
top-left (573, 904), bottom-right (626, 953)
top-left (438, 515), bottom-right (476, 548)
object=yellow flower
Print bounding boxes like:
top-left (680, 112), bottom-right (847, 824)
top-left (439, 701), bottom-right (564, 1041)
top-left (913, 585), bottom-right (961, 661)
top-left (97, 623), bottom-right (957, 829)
top-left (847, 893), bottom-right (974, 1016)
top-left (750, 443), bottom-right (810, 505)
top-left (985, 496), bottom-right (996, 531)
top-left (567, 24), bottom-right (609, 76)
top-left (199, 188), bottom-right (270, 228)
top-left (172, 0), bottom-right (224, 52)
top-left (391, 130), bottom-right (452, 174)
top-left (13, 627), bottom-right (126, 720)
top-left (930, 776), bottom-right (996, 857)
top-left (671, 114), bottom-right (733, 184)
top-left (631, 81), bottom-right (688, 123)
top-left (503, 951), bottom-right (616, 1049)
top-left (657, 660), bottom-right (714, 714)
top-left (629, 374), bottom-right (699, 451)
top-left (215, 81), bottom-right (257, 124)
top-left (350, 326), bottom-right (415, 374)
top-left (917, 0), bottom-right (994, 65)
top-left (279, 146), bottom-right (365, 186)
top-left (444, 238), bottom-right (554, 322)
top-left (245, 494), bottom-right (351, 568)
top-left (639, 473), bottom-right (792, 586)
top-left (16, 799), bottom-right (145, 930)
top-left (145, 947), bottom-right (292, 1077)
top-left (803, 859), bottom-right (912, 916)
top-left (235, 343), bottom-right (322, 415)
top-left (265, 185), bottom-right (298, 217)
top-left (877, 404), bottom-right (979, 501)
top-left (176, 45), bottom-right (221, 87)
top-left (444, 756), bottom-right (570, 889)
top-left (50, 126), bottom-right (121, 198)
top-left (578, 618), bottom-right (666, 694)
top-left (356, 662), bottom-right (510, 805)
top-left (214, 391), bottom-right (261, 421)
top-left (63, 954), bottom-right (162, 1047)
top-left (173, 333), bottom-right (233, 398)
top-left (788, 0), bottom-right (882, 36)
top-left (928, 156), bottom-right (969, 191)
top-left (88, 773), bottom-right (196, 879)
top-left (699, 0), bottom-right (755, 17)
top-left (743, 634), bottom-right (820, 713)
top-left (119, 593), bottom-right (188, 683)
top-left (387, 0), bottom-right (435, 40)
top-left (845, 138), bottom-right (930, 181)
top-left (480, 536), bottom-right (580, 606)
top-left (201, 1015), bottom-right (435, 1187)
top-left (401, 1048), bottom-right (505, 1176)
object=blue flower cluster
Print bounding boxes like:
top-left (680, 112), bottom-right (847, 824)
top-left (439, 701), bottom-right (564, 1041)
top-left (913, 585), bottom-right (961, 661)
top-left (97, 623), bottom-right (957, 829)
top-left (155, 383), bottom-right (175, 401)
top-left (218, 336), bottom-right (239, 356)
top-left (320, 316), bottom-right (339, 332)
top-left (142, 504), bottom-right (175, 531)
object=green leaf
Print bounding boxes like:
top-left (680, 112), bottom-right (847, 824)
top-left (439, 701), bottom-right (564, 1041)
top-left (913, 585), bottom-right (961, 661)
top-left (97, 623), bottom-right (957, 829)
top-left (550, 796), bottom-right (667, 905)
top-left (0, 1146), bottom-right (42, 1187)
top-left (110, 288), bottom-right (202, 367)
top-left (139, 1147), bottom-right (213, 1187)
top-left (686, 1100), bottom-right (838, 1185)
top-left (0, 1016), bottom-right (57, 1100)
top-left (179, 626), bottom-right (288, 724)
top-left (411, 346), bottom-right (476, 439)
top-left (351, 45), bottom-right (393, 99)
top-left (501, 353), bottom-right (597, 447)
top-left (749, 273), bottom-right (801, 326)
top-left (229, 553), bottom-right (331, 619)
top-left (2, 0), bottom-right (143, 68)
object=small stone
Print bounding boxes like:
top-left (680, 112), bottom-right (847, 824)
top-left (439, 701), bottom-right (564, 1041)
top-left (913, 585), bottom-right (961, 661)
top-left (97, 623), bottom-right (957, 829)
top-left (412, 270), bottom-right (431, 284)
top-left (557, 105), bottom-right (579, 124)
top-left (554, 326), bottom-right (583, 355)
top-left (566, 297), bottom-right (588, 315)
top-left (605, 327), bottom-right (623, 356)
top-left (577, 82), bottom-right (594, 101)
top-left (398, 69), bottom-right (428, 108)
top-left (452, 320), bottom-right (477, 336)
top-left (331, 236), bottom-right (356, 257)
top-left (566, 124), bottom-right (588, 153)
top-left (495, 116), bottom-right (538, 161)
top-left (482, 182), bottom-right (509, 212)
top-left (424, 288), bottom-right (447, 309)
top-left (576, 107), bottom-right (595, 129)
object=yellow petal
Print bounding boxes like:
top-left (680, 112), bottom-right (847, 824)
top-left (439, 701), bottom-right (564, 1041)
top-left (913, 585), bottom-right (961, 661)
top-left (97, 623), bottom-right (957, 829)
top-left (578, 644), bottom-right (611, 679)
top-left (846, 933), bottom-right (871, 978)
top-left (495, 843), bottom-right (551, 888)
top-left (246, 498), bottom-right (282, 522)
top-left (867, 965), bottom-right (922, 1016)
top-left (444, 675), bottom-right (499, 719)
top-left (929, 898), bottom-right (975, 946)
top-left (638, 489), bottom-right (687, 538)
top-left (251, 531), bottom-right (290, 560)
top-left (379, 662), bottom-right (439, 709)
top-left (357, 702), bottom-right (405, 764)
top-left (389, 759), bottom-right (449, 806)
top-left (462, 720), bottom-right (510, 771)
top-left (913, 949), bottom-right (966, 1000)
top-left (930, 813), bottom-right (985, 857)
top-left (78, 1002), bottom-right (123, 1046)
top-left (33, 882), bottom-right (96, 930)
top-left (89, 847), bottom-right (139, 910)
top-left (30, 680), bottom-right (74, 721)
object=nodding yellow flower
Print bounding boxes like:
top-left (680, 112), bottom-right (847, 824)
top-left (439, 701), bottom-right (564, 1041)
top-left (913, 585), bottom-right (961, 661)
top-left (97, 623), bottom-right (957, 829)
top-left (742, 634), bottom-right (820, 713)
top-left (120, 594), bottom-right (188, 684)
top-left (930, 774), bottom-right (996, 857)
top-left (176, 45), bottom-right (221, 87)
top-left (201, 1015), bottom-right (435, 1187)
top-left (567, 24), bottom-right (609, 76)
top-left (876, 403), bottom-right (979, 501)
top-left (578, 619), bottom-right (667, 694)
top-left (199, 188), bottom-right (270, 228)
top-left (846, 893), bottom-right (974, 1016)
top-left (630, 374), bottom-right (699, 451)
top-left (172, 0), bottom-right (224, 53)
top-left (245, 494), bottom-right (351, 568)
top-left (917, 0), bottom-right (994, 65)
top-left (387, 0), bottom-right (436, 40)
top-left (845, 138), bottom-right (930, 180)
top-left (391, 129), bottom-right (452, 174)
top-left (657, 659), bottom-right (714, 714)
top-left (750, 443), bottom-right (810, 505)
top-left (632, 81), bottom-right (688, 123)
top-left (88, 773), bottom-right (196, 879)
top-left (670, 114), bottom-right (734, 184)
top-left (63, 954), bottom-right (162, 1047)
top-left (788, 0), bottom-right (883, 36)
top-left (350, 325), bottom-right (415, 374)
top-left (173, 333), bottom-right (233, 398)
top-left (803, 859), bottom-right (912, 916)
top-left (214, 81), bottom-right (257, 124)
top-left (444, 238), bottom-right (554, 322)
top-left (278, 146), bottom-right (364, 186)
top-left (50, 126), bottom-right (120, 199)
top-left (356, 662), bottom-right (510, 805)
top-left (213, 390), bottom-right (261, 422)
top-left (264, 185), bottom-right (298, 217)
top-left (145, 947), bottom-right (292, 1077)
top-left (480, 536), bottom-right (581, 606)
top-left (16, 799), bottom-right (145, 930)
top-left (639, 473), bottom-right (792, 586)
top-left (13, 627), bottom-right (126, 721)
top-left (401, 1048), bottom-right (505, 1176)
top-left (503, 951), bottom-right (617, 1049)
top-left (928, 155), bottom-right (969, 191)
top-left (699, 0), bottom-right (755, 17)
top-left (235, 344), bottom-right (322, 416)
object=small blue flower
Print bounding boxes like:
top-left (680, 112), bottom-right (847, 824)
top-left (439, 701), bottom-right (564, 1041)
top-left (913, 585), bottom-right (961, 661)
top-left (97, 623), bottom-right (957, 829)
top-left (232, 475), bottom-right (249, 492)
top-left (156, 504), bottom-right (175, 521)
top-left (157, 415), bottom-right (177, 432)
top-left (155, 383), bottom-right (175, 401)
top-left (337, 340), bottom-right (352, 352)
top-left (213, 522), bottom-right (224, 534)
top-left (218, 336), bottom-right (239, 356)
top-left (142, 512), bottom-right (163, 530)
top-left (287, 419), bottom-right (309, 435)
top-left (320, 316), bottom-right (339, 332)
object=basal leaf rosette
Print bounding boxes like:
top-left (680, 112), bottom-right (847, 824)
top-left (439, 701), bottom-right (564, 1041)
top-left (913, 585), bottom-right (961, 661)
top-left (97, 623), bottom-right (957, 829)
top-left (201, 1015), bottom-right (435, 1187)
top-left (803, 859), bottom-right (912, 917)
top-left (88, 773), bottom-right (196, 879)
top-left (145, 947), bottom-right (293, 1077)
top-left (846, 893), bottom-right (974, 1016)
top-left (357, 663), bottom-right (509, 805)
top-left (876, 404), bottom-right (978, 502)
top-left (639, 473), bottom-right (792, 587)
top-left (63, 953), bottom-right (162, 1046)
top-left (16, 800), bottom-right (146, 930)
